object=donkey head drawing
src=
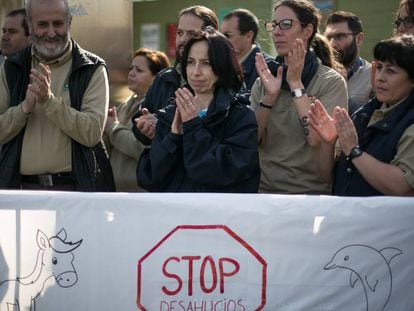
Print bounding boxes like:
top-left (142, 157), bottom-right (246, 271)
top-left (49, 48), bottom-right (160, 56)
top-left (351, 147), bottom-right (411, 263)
top-left (0, 228), bottom-right (83, 311)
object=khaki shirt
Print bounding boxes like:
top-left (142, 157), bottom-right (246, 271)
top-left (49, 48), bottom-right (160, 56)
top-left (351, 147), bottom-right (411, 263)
top-left (105, 95), bottom-right (146, 191)
top-left (251, 62), bottom-right (348, 194)
top-left (0, 41), bottom-right (109, 174)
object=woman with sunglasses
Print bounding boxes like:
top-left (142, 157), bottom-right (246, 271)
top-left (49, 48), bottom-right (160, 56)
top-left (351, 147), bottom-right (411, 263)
top-left (251, 0), bottom-right (347, 194)
top-left (395, 0), bottom-right (414, 36)
top-left (309, 35), bottom-right (414, 196)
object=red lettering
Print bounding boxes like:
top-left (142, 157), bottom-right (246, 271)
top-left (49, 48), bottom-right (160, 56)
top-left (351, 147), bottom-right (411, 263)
top-left (181, 256), bottom-right (201, 296)
top-left (162, 257), bottom-right (182, 295)
top-left (219, 257), bottom-right (240, 293)
top-left (200, 256), bottom-right (217, 293)
top-left (162, 256), bottom-right (240, 296)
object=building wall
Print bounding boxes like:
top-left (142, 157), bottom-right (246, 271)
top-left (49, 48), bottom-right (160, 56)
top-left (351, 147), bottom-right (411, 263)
top-left (69, 0), bottom-right (133, 104)
top-left (0, 0), bottom-right (403, 104)
top-left (0, 0), bottom-right (24, 33)
top-left (1, 0), bottom-right (133, 105)
top-left (132, 0), bottom-right (274, 61)
top-left (133, 0), bottom-right (402, 62)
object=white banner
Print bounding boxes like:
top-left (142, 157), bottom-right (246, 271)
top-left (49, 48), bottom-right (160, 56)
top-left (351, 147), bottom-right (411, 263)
top-left (0, 191), bottom-right (413, 311)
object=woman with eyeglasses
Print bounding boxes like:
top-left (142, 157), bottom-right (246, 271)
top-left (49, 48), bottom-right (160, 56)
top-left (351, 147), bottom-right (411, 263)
top-left (395, 0), bottom-right (414, 36)
top-left (309, 35), bottom-right (414, 196)
top-left (250, 0), bottom-right (347, 194)
top-left (370, 0), bottom-right (414, 95)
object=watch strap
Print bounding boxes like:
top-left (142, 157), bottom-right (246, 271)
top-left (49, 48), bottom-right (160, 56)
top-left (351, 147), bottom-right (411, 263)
top-left (259, 101), bottom-right (273, 109)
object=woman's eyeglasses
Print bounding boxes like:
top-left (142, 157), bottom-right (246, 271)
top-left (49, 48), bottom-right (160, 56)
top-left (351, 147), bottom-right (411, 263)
top-left (394, 16), bottom-right (414, 29)
top-left (265, 19), bottom-right (298, 31)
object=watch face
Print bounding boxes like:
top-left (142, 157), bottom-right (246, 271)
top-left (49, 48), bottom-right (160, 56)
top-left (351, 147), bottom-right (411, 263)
top-left (291, 88), bottom-right (305, 98)
top-left (352, 147), bottom-right (363, 157)
top-left (348, 146), bottom-right (363, 160)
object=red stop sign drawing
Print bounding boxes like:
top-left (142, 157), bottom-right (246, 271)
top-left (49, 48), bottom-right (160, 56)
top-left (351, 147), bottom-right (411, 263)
top-left (137, 225), bottom-right (267, 311)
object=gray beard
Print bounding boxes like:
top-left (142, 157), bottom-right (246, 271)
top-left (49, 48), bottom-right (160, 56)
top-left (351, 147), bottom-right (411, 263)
top-left (32, 33), bottom-right (70, 60)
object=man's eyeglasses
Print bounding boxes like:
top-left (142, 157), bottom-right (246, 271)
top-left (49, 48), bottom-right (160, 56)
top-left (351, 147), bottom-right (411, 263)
top-left (325, 32), bottom-right (355, 41)
top-left (265, 19), bottom-right (297, 32)
top-left (394, 16), bottom-right (414, 29)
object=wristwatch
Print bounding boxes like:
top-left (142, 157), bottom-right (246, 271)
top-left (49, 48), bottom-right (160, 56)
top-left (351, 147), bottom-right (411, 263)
top-left (346, 146), bottom-right (363, 161)
top-left (291, 88), bottom-right (306, 98)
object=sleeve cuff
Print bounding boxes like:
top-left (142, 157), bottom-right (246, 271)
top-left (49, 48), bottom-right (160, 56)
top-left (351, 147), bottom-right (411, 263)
top-left (42, 94), bottom-right (59, 113)
top-left (402, 169), bottom-right (414, 190)
top-left (19, 102), bottom-right (32, 118)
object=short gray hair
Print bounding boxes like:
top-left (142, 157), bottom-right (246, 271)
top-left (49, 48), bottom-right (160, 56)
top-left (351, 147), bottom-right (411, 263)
top-left (26, 0), bottom-right (71, 22)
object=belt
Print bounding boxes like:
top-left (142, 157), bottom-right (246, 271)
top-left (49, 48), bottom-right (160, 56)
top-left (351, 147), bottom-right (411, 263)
top-left (21, 172), bottom-right (74, 187)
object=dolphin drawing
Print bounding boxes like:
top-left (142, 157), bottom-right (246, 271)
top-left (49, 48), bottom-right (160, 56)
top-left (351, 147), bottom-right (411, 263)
top-left (324, 244), bottom-right (402, 311)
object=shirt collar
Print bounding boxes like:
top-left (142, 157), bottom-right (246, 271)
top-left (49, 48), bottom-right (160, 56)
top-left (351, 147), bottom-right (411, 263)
top-left (369, 95), bottom-right (410, 126)
top-left (347, 57), bottom-right (364, 81)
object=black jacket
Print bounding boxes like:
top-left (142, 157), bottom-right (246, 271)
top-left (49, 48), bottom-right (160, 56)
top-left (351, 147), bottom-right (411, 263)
top-left (0, 40), bottom-right (115, 191)
top-left (137, 88), bottom-right (260, 192)
top-left (334, 92), bottom-right (414, 196)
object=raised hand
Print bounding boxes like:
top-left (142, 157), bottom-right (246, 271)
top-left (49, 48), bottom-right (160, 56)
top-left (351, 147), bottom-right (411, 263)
top-left (308, 99), bottom-right (337, 145)
top-left (29, 63), bottom-right (52, 104)
top-left (333, 107), bottom-right (359, 155)
top-left (175, 87), bottom-right (198, 123)
top-left (105, 107), bottom-right (119, 131)
top-left (135, 108), bottom-right (157, 139)
top-left (285, 39), bottom-right (306, 88)
top-left (255, 52), bottom-right (283, 102)
top-left (171, 105), bottom-right (183, 134)
top-left (22, 84), bottom-right (37, 114)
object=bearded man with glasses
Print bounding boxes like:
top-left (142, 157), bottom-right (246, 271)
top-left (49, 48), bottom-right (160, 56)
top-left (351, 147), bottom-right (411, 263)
top-left (325, 11), bottom-right (373, 115)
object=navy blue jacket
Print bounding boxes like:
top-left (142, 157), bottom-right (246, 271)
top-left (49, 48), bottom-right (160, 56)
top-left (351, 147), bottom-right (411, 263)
top-left (334, 92), bottom-right (414, 196)
top-left (132, 67), bottom-right (181, 145)
top-left (137, 88), bottom-right (260, 192)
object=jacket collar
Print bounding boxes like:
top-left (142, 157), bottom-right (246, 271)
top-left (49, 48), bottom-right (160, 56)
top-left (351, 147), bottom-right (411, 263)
top-left (357, 91), bottom-right (414, 133)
